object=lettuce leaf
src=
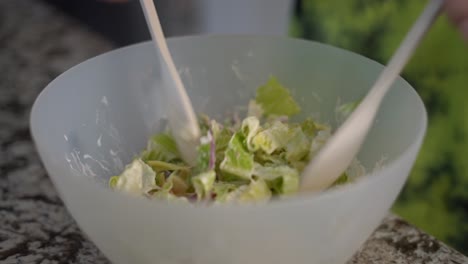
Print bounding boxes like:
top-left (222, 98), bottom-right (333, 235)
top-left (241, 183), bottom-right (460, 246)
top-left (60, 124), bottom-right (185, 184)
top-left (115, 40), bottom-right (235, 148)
top-left (254, 151), bottom-right (287, 166)
top-left (142, 133), bottom-right (181, 162)
top-left (196, 140), bottom-right (211, 172)
top-left (167, 172), bottom-right (189, 195)
top-left (215, 128), bottom-right (233, 169)
top-left (241, 116), bottom-right (261, 152)
top-left (237, 179), bottom-right (272, 203)
top-left (113, 159), bottom-right (157, 195)
top-left (332, 173), bottom-right (349, 186)
top-left (155, 171), bottom-right (166, 187)
top-left (220, 133), bottom-right (254, 180)
top-left (110, 76), bottom-right (364, 204)
top-left (145, 160), bottom-right (189, 172)
top-left (151, 180), bottom-right (189, 203)
top-left (255, 77), bottom-right (300, 117)
top-left (252, 121), bottom-right (290, 154)
top-left (109, 176), bottom-right (119, 188)
top-left (253, 163), bottom-right (299, 195)
top-left (192, 170), bottom-right (216, 200)
top-left (301, 118), bottom-right (317, 139)
top-left (213, 182), bottom-right (238, 202)
top-left (285, 127), bottom-right (310, 162)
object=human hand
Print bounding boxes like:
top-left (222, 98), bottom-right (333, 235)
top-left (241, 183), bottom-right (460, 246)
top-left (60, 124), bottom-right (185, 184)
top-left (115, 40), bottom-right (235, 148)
top-left (445, 0), bottom-right (468, 41)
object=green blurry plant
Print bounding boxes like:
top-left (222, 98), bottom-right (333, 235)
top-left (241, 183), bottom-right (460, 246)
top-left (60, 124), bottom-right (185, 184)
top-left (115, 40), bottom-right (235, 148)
top-left (292, 0), bottom-right (468, 254)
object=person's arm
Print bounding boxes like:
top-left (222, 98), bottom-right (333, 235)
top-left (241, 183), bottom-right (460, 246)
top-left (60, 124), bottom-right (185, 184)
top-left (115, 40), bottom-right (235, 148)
top-left (445, 0), bottom-right (468, 41)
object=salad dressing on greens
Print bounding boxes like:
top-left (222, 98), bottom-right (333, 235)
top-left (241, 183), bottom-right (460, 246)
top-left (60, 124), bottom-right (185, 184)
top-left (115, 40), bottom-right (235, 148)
top-left (110, 77), bottom-right (364, 204)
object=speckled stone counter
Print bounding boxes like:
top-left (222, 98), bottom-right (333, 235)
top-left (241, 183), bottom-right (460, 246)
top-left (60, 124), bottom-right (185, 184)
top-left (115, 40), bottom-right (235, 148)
top-left (0, 1), bottom-right (467, 263)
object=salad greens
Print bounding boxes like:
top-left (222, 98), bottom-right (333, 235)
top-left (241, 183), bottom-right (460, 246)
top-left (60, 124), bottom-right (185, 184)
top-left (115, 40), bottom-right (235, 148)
top-left (110, 77), bottom-right (364, 204)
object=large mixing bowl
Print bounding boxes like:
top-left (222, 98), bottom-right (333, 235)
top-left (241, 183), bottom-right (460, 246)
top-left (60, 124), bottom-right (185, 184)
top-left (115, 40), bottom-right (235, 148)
top-left (30, 35), bottom-right (426, 264)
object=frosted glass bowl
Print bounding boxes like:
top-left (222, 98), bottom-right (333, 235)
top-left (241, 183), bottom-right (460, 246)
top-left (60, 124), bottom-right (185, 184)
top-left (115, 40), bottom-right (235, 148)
top-left (30, 35), bottom-right (426, 264)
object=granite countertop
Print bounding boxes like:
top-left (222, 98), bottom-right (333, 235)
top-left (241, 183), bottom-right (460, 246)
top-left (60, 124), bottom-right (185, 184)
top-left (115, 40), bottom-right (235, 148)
top-left (0, 1), bottom-right (467, 263)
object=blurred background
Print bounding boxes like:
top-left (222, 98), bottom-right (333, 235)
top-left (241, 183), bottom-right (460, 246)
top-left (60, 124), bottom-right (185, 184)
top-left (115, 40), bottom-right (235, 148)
top-left (39, 0), bottom-right (468, 255)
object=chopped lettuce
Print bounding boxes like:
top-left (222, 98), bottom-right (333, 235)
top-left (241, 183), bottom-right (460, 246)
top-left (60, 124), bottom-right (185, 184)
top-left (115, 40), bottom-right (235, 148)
top-left (215, 179), bottom-right (272, 204)
top-left (155, 171), bottom-right (165, 187)
top-left (214, 128), bottom-right (233, 168)
top-left (285, 127), bottom-right (310, 162)
top-left (332, 173), bottom-right (349, 186)
top-left (237, 179), bottom-right (272, 203)
top-left (110, 76), bottom-right (365, 204)
top-left (251, 121), bottom-right (290, 154)
top-left (220, 132), bottom-right (254, 180)
top-left (146, 160), bottom-right (189, 172)
top-left (241, 116), bottom-right (261, 152)
top-left (253, 163), bottom-right (299, 195)
top-left (192, 170), bottom-right (216, 200)
top-left (112, 159), bottom-right (157, 196)
top-left (151, 180), bottom-right (189, 203)
top-left (255, 76), bottom-right (300, 117)
top-left (212, 182), bottom-right (238, 202)
top-left (109, 176), bottom-right (119, 188)
top-left (301, 118), bottom-right (317, 139)
top-left (142, 133), bottom-right (181, 162)
top-left (167, 172), bottom-right (189, 195)
top-left (254, 151), bottom-right (287, 166)
top-left (196, 138), bottom-right (211, 172)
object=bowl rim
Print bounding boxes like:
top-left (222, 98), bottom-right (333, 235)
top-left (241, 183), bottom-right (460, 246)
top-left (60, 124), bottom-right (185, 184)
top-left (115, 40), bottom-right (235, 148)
top-left (30, 34), bottom-right (428, 210)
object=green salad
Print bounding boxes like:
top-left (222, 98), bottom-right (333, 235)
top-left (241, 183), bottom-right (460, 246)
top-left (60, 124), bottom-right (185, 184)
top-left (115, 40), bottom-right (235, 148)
top-left (109, 77), bottom-right (364, 204)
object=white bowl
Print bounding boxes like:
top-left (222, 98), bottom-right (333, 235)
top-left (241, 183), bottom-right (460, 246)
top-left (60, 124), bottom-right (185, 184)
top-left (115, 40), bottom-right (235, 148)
top-left (30, 35), bottom-right (426, 264)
